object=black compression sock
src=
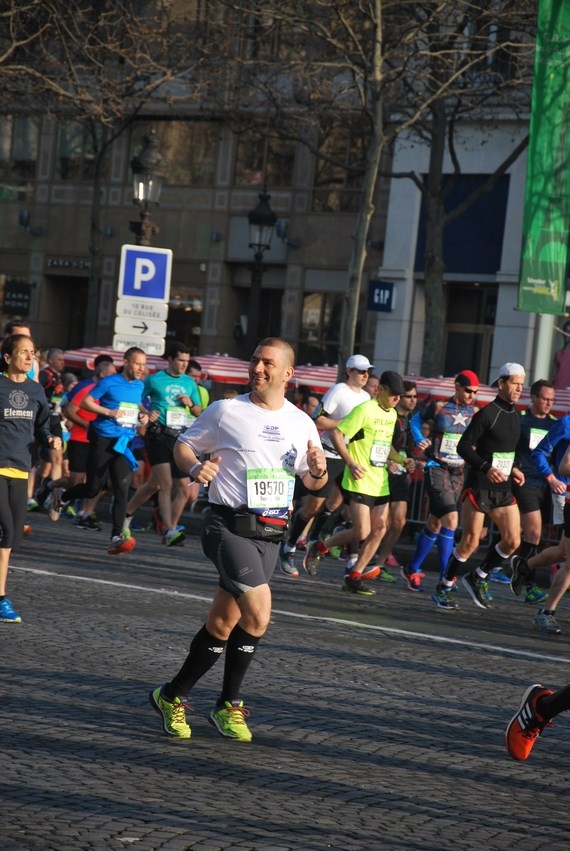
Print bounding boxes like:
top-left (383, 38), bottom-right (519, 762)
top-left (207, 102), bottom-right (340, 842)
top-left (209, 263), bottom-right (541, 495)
top-left (219, 624), bottom-right (261, 705)
top-left (165, 625), bottom-right (226, 699)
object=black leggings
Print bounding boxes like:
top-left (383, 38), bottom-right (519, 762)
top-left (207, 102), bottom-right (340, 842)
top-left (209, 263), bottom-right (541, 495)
top-left (538, 685), bottom-right (570, 721)
top-left (0, 475), bottom-right (27, 550)
top-left (63, 434), bottom-right (133, 537)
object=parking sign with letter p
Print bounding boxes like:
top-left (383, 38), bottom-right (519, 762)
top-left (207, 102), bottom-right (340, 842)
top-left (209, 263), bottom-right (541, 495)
top-left (118, 244), bottom-right (173, 303)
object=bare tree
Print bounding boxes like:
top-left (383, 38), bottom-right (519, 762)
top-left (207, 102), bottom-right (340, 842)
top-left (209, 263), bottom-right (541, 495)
top-left (0, 0), bottom-right (209, 343)
top-left (198, 0), bottom-right (536, 375)
top-left (0, 1), bottom-right (536, 365)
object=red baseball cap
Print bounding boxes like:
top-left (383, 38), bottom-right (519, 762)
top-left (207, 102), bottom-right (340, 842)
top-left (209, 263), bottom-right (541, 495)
top-left (456, 370), bottom-right (479, 389)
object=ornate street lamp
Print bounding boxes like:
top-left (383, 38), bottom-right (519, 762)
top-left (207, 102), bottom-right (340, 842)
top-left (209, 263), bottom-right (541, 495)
top-left (246, 188), bottom-right (277, 351)
top-left (129, 128), bottom-right (167, 246)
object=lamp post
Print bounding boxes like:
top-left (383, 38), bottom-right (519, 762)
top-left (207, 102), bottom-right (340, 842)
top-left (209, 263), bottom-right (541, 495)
top-left (246, 187), bottom-right (277, 352)
top-left (129, 129), bottom-right (167, 246)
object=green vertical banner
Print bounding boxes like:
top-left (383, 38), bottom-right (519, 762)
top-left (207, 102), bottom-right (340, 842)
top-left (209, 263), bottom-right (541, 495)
top-left (518, 0), bottom-right (570, 314)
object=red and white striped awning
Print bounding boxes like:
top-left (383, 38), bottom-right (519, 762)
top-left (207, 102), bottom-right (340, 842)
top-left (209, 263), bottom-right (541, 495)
top-left (63, 347), bottom-right (251, 384)
top-left (292, 364), bottom-right (339, 393)
top-left (63, 350), bottom-right (570, 415)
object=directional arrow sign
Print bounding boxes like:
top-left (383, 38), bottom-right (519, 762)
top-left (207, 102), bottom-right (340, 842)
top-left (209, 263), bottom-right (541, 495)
top-left (113, 333), bottom-right (166, 357)
top-left (116, 298), bottom-right (169, 322)
top-left (114, 316), bottom-right (166, 337)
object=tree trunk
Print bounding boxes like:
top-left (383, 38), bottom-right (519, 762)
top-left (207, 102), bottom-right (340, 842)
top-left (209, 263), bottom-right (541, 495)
top-left (422, 194), bottom-right (446, 376)
top-left (337, 0), bottom-right (384, 380)
top-left (420, 100), bottom-right (447, 377)
top-left (84, 128), bottom-right (108, 346)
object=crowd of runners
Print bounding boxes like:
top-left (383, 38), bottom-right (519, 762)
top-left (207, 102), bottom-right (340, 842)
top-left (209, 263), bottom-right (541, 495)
top-left (1, 321), bottom-right (568, 759)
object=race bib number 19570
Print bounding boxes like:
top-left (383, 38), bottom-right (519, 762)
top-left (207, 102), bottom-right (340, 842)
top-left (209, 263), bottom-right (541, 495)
top-left (246, 468), bottom-right (295, 511)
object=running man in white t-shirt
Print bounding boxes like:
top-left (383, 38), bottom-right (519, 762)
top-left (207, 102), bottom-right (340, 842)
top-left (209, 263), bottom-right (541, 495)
top-left (148, 338), bottom-right (327, 742)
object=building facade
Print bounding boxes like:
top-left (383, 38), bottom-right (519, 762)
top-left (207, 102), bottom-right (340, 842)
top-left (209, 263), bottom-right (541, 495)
top-left (373, 120), bottom-right (562, 386)
top-left (0, 113), bottom-right (388, 365)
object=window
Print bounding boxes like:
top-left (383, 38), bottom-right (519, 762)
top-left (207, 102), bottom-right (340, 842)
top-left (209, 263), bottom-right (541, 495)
top-left (166, 286), bottom-right (204, 352)
top-left (234, 130), bottom-right (295, 188)
top-left (0, 116), bottom-right (39, 198)
top-left (298, 291), bottom-right (349, 365)
top-left (414, 174), bottom-right (510, 275)
top-left (131, 120), bottom-right (220, 187)
top-left (313, 119), bottom-right (368, 212)
top-left (55, 121), bottom-right (107, 181)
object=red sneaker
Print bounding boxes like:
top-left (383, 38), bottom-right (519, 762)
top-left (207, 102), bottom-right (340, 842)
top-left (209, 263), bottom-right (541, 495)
top-left (108, 535), bottom-right (136, 555)
top-left (401, 566), bottom-right (425, 592)
top-left (505, 684), bottom-right (554, 761)
top-left (385, 553), bottom-right (400, 568)
top-left (345, 564), bottom-right (380, 582)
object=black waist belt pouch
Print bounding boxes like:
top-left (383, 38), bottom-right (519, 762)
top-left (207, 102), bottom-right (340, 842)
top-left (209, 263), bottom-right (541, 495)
top-left (212, 506), bottom-right (289, 542)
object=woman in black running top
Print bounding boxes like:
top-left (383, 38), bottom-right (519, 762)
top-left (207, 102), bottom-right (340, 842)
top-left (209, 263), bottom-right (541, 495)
top-left (0, 335), bottom-right (61, 623)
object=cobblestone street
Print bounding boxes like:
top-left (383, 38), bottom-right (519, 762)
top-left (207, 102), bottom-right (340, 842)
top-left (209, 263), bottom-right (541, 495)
top-left (2, 513), bottom-right (570, 850)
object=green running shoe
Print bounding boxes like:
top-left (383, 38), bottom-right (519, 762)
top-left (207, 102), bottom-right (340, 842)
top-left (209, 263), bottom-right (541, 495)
top-left (329, 525), bottom-right (347, 559)
top-left (378, 568), bottom-right (396, 583)
top-left (525, 584), bottom-right (548, 605)
top-left (149, 686), bottom-right (192, 738)
top-left (209, 700), bottom-right (252, 741)
top-left (432, 582), bottom-right (459, 611)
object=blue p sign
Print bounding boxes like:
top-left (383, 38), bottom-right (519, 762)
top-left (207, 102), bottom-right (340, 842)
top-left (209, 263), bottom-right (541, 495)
top-left (118, 245), bottom-right (173, 303)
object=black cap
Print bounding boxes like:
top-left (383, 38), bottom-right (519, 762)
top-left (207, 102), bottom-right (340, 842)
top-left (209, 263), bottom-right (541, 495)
top-left (380, 370), bottom-right (405, 396)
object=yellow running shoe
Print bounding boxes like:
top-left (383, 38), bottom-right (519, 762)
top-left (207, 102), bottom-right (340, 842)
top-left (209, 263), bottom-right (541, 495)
top-left (149, 686), bottom-right (192, 738)
top-left (209, 700), bottom-right (252, 741)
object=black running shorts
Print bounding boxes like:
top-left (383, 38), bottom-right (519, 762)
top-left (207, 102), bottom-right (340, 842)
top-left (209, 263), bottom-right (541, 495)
top-left (511, 482), bottom-right (547, 516)
top-left (66, 440), bottom-right (90, 474)
top-left (346, 491), bottom-right (390, 508)
top-left (387, 472), bottom-right (410, 503)
top-left (201, 510), bottom-right (278, 599)
top-left (144, 427), bottom-right (187, 479)
top-left (463, 487), bottom-right (516, 514)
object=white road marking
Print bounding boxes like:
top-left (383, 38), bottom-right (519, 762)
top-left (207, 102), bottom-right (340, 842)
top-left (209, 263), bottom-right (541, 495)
top-left (12, 565), bottom-right (570, 665)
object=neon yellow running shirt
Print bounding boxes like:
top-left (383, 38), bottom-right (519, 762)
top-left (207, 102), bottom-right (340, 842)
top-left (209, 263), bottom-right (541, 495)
top-left (337, 399), bottom-right (397, 497)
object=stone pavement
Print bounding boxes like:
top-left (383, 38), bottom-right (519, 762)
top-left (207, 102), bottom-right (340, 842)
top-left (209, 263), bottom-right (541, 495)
top-left (2, 511), bottom-right (570, 851)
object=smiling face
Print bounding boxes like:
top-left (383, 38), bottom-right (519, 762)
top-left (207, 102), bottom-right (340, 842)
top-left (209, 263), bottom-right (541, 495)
top-left (455, 383), bottom-right (478, 406)
top-left (249, 341), bottom-right (294, 407)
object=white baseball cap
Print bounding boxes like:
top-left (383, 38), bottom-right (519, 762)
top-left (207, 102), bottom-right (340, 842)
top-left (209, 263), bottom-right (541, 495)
top-left (346, 354), bottom-right (374, 371)
top-left (494, 362), bottom-right (526, 383)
